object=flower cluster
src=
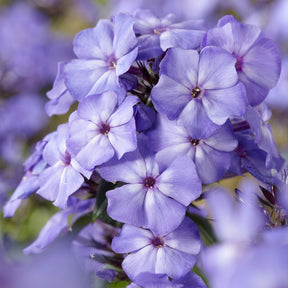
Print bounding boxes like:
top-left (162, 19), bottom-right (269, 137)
top-left (4, 9), bottom-right (288, 287)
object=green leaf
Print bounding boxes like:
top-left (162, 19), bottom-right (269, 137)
top-left (105, 281), bottom-right (130, 288)
top-left (187, 211), bottom-right (217, 246)
top-left (92, 179), bottom-right (115, 222)
top-left (192, 265), bottom-right (210, 288)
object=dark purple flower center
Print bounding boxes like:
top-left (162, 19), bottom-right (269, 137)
top-left (191, 87), bottom-right (201, 99)
top-left (99, 122), bottom-right (110, 135)
top-left (143, 176), bottom-right (156, 189)
top-left (233, 52), bottom-right (243, 72)
top-left (190, 138), bottom-right (200, 146)
top-left (62, 150), bottom-right (71, 165)
top-left (151, 236), bottom-right (165, 248)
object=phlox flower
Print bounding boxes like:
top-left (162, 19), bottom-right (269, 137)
top-left (112, 217), bottom-right (201, 281)
top-left (149, 114), bottom-right (238, 184)
top-left (99, 135), bottom-right (202, 234)
top-left (36, 124), bottom-right (91, 209)
top-left (67, 91), bottom-right (138, 170)
top-left (64, 13), bottom-right (138, 102)
top-left (151, 46), bottom-right (247, 133)
top-left (133, 9), bottom-right (205, 60)
top-left (203, 15), bottom-right (281, 106)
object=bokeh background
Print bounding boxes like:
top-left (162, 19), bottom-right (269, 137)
top-left (0, 0), bottom-right (288, 287)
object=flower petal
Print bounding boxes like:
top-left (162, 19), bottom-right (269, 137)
top-left (107, 184), bottom-right (147, 231)
top-left (111, 224), bottom-right (152, 254)
top-left (108, 118), bottom-right (137, 159)
top-left (144, 189), bottom-right (186, 234)
top-left (157, 156), bottom-right (201, 206)
top-left (198, 46), bottom-right (238, 89)
top-left (202, 82), bottom-right (247, 125)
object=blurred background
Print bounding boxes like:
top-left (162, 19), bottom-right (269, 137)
top-left (0, 0), bottom-right (287, 287)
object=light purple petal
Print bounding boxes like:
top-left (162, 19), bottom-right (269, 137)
top-left (67, 118), bottom-right (97, 157)
top-left (107, 184), bottom-right (146, 226)
top-left (45, 90), bottom-right (74, 117)
top-left (53, 165), bottom-right (84, 209)
top-left (116, 47), bottom-right (138, 76)
top-left (242, 37), bottom-right (281, 98)
top-left (98, 149), bottom-right (146, 183)
top-left (204, 18), bottom-right (261, 56)
top-left (78, 91), bottom-right (118, 124)
top-left (37, 163), bottom-right (83, 209)
top-left (238, 71), bottom-right (269, 106)
top-left (122, 245), bottom-right (157, 281)
top-left (75, 134), bottom-right (115, 170)
top-left (160, 28), bottom-right (205, 51)
top-left (144, 189), bottom-right (186, 234)
top-left (73, 19), bottom-right (114, 59)
top-left (195, 144), bottom-right (231, 184)
top-left (155, 144), bottom-right (192, 173)
top-left (111, 224), bottom-right (152, 253)
top-left (180, 99), bottom-right (220, 138)
top-left (156, 246), bottom-right (197, 279)
top-left (198, 46), bottom-right (238, 89)
top-left (160, 48), bottom-right (199, 88)
top-left (109, 95), bottom-right (138, 126)
top-left (64, 59), bottom-right (108, 101)
top-left (108, 118), bottom-right (137, 159)
top-left (113, 13), bottom-right (137, 59)
top-left (157, 156), bottom-right (201, 206)
top-left (151, 74), bottom-right (191, 120)
top-left (204, 122), bottom-right (238, 152)
top-left (165, 217), bottom-right (201, 255)
top-left (37, 163), bottom-right (64, 202)
top-left (202, 82), bottom-right (247, 125)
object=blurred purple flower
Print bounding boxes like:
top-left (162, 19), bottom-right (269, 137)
top-left (0, 2), bottom-right (72, 92)
top-left (24, 198), bottom-right (94, 254)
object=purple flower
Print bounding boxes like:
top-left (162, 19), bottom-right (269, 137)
top-left (64, 13), bottom-right (138, 102)
top-left (244, 104), bottom-right (283, 169)
top-left (36, 124), bottom-right (91, 209)
top-left (0, 93), bottom-right (48, 138)
top-left (205, 187), bottom-right (265, 243)
top-left (230, 132), bottom-right (283, 184)
top-left (0, 2), bottom-right (72, 93)
top-left (2, 132), bottom-right (53, 217)
top-left (151, 46), bottom-right (247, 132)
top-left (112, 217), bottom-right (201, 281)
top-left (200, 186), bottom-right (266, 288)
top-left (133, 9), bottom-right (205, 60)
top-left (99, 135), bottom-right (202, 234)
top-left (67, 91), bottom-right (138, 170)
top-left (149, 114), bottom-right (238, 184)
top-left (203, 15), bottom-right (281, 106)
